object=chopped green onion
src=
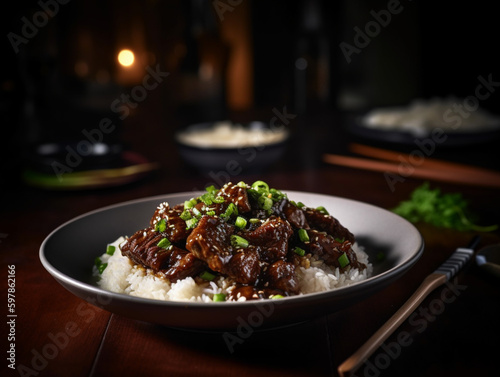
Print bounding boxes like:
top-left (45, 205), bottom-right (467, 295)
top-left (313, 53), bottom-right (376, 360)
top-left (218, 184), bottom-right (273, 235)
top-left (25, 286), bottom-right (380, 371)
top-left (200, 271), bottom-right (216, 281)
top-left (295, 201), bottom-right (305, 208)
top-left (106, 245), bottom-right (116, 255)
top-left (185, 218), bottom-right (198, 229)
top-left (199, 192), bottom-right (213, 205)
top-left (334, 237), bottom-right (345, 243)
top-left (221, 202), bottom-right (238, 219)
top-left (184, 198), bottom-right (197, 209)
top-left (235, 216), bottom-right (247, 229)
top-left (251, 180), bottom-right (269, 194)
top-left (206, 210), bottom-right (216, 216)
top-left (205, 185), bottom-right (217, 193)
top-left (298, 228), bottom-right (309, 242)
top-left (213, 196), bottom-right (225, 204)
top-left (231, 235), bottom-right (249, 248)
top-left (338, 252), bottom-right (350, 268)
top-left (271, 294), bottom-right (284, 299)
top-left (180, 209), bottom-right (192, 220)
top-left (236, 181), bottom-right (247, 188)
top-left (192, 207), bottom-right (201, 218)
top-left (269, 188), bottom-right (286, 201)
top-left (293, 247), bottom-right (305, 256)
top-left (249, 218), bottom-right (260, 224)
top-left (213, 293), bottom-right (226, 302)
top-left (316, 206), bottom-right (329, 215)
top-left (155, 218), bottom-right (167, 232)
top-left (157, 237), bottom-right (171, 249)
top-left (94, 257), bottom-right (107, 274)
top-left (258, 195), bottom-right (273, 210)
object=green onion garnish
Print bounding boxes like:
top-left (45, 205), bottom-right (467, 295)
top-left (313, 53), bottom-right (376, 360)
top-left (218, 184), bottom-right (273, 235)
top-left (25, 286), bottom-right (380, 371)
top-left (293, 247), bottom-right (305, 256)
top-left (213, 293), bottom-right (226, 302)
top-left (298, 228), bottom-right (309, 242)
top-left (200, 271), bottom-right (216, 281)
top-left (221, 202), bottom-right (238, 219)
top-left (184, 198), bottom-right (197, 209)
top-left (251, 180), bottom-right (269, 194)
top-left (316, 206), bottom-right (329, 215)
top-left (231, 235), bottom-right (249, 248)
top-left (235, 216), bottom-right (247, 229)
top-left (180, 209), bottom-right (192, 220)
top-left (249, 218), bottom-right (260, 224)
top-left (192, 207), bottom-right (201, 218)
top-left (258, 195), bottom-right (273, 210)
top-left (338, 252), bottom-right (350, 268)
top-left (185, 218), bottom-right (198, 229)
top-left (271, 294), bottom-right (284, 299)
top-left (106, 245), bottom-right (116, 255)
top-left (94, 257), bottom-right (107, 274)
top-left (155, 218), bottom-right (167, 232)
top-left (157, 237), bottom-right (171, 249)
top-left (205, 185), bottom-right (217, 193)
top-left (269, 188), bottom-right (286, 201)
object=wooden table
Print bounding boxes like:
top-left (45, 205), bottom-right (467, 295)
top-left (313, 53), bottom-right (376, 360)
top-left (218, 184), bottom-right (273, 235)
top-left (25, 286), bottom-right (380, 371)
top-left (2, 109), bottom-right (499, 377)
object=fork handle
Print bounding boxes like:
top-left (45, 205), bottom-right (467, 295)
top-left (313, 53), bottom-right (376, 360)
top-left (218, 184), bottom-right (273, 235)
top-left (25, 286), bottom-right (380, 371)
top-left (337, 273), bottom-right (446, 377)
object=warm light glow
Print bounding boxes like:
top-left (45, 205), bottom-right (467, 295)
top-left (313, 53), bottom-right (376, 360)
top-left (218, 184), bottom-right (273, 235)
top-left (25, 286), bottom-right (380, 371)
top-left (118, 49), bottom-right (135, 67)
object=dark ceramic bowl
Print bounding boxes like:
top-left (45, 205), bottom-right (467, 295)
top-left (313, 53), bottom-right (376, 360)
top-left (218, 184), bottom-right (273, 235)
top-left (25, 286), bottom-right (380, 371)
top-left (40, 190), bottom-right (423, 331)
top-left (175, 121), bottom-right (289, 173)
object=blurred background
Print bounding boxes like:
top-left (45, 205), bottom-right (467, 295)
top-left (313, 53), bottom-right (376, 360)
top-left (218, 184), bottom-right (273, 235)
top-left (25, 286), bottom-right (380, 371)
top-left (1, 0), bottom-right (499, 191)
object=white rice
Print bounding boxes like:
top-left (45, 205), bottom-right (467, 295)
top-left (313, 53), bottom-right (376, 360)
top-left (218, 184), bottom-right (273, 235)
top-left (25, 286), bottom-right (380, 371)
top-left (94, 237), bottom-right (372, 302)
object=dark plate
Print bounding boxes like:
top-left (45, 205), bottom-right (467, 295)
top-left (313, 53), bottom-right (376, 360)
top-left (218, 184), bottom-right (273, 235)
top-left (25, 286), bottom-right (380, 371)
top-left (39, 191), bottom-right (423, 331)
top-left (346, 114), bottom-right (500, 147)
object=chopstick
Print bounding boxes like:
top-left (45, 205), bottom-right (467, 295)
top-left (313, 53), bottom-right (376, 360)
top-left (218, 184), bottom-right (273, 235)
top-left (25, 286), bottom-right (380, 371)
top-left (322, 144), bottom-right (500, 188)
top-left (349, 143), bottom-right (498, 175)
top-left (337, 235), bottom-right (481, 377)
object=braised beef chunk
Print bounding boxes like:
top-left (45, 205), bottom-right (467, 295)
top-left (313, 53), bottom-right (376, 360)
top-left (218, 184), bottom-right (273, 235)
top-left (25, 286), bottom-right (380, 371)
top-left (224, 247), bottom-right (260, 285)
top-left (186, 216), bottom-right (234, 272)
top-left (163, 249), bottom-right (205, 282)
top-left (242, 217), bottom-right (294, 263)
top-left (186, 216), bottom-right (261, 284)
top-left (150, 202), bottom-right (190, 242)
top-left (120, 227), bottom-right (204, 281)
top-left (272, 199), bottom-right (308, 229)
top-left (303, 207), bottom-right (355, 243)
top-left (305, 230), bottom-right (365, 270)
top-left (265, 260), bottom-right (299, 294)
top-left (219, 183), bottom-right (252, 213)
top-left (121, 227), bottom-right (164, 269)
